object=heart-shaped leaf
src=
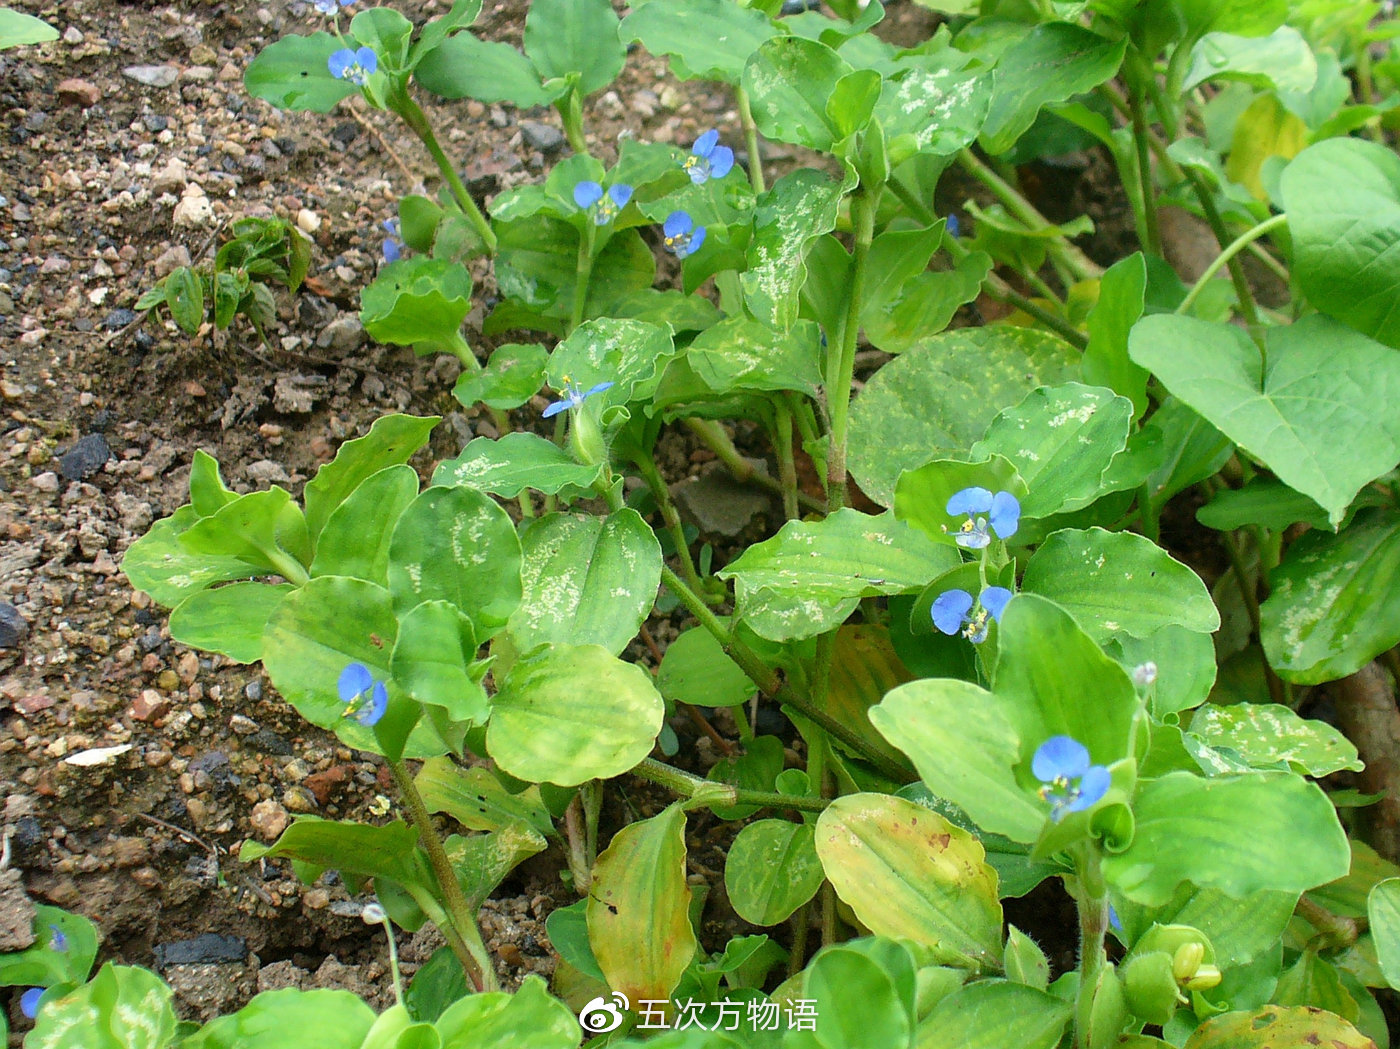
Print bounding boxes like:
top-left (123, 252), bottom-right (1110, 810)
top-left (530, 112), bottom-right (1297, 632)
top-left (432, 433), bottom-right (603, 497)
top-left (725, 820), bottom-right (824, 926)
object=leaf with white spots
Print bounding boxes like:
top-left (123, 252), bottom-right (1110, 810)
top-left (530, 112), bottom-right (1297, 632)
top-left (876, 53), bottom-right (991, 159)
top-left (26, 964), bottom-right (177, 1049)
top-left (1260, 508), bottom-right (1400, 684)
top-left (432, 433), bottom-right (603, 497)
top-left (971, 383), bottom-right (1134, 520)
top-left (544, 317), bottom-right (676, 408)
top-left (620, 0), bottom-right (779, 84)
top-left (1021, 528), bottom-right (1220, 644)
top-left (725, 820), bottom-right (824, 926)
top-left (717, 509), bottom-right (961, 641)
top-left (1188, 703), bottom-right (1363, 776)
top-left (741, 36), bottom-right (850, 151)
top-left (387, 485), bottom-right (522, 638)
top-left (508, 509), bottom-right (662, 656)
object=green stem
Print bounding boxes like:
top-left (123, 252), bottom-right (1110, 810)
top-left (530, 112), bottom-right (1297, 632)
top-left (269, 550), bottom-right (311, 588)
top-left (445, 330), bottom-right (477, 370)
top-left (1176, 213), bottom-right (1288, 317)
top-left (772, 398), bottom-right (800, 521)
top-left (956, 150), bottom-right (1103, 281)
top-left (388, 760), bottom-right (497, 992)
top-left (564, 792), bottom-right (591, 892)
top-left (1073, 844), bottom-right (1109, 1049)
top-left (735, 85), bottom-right (766, 194)
top-left (827, 186), bottom-right (879, 510)
top-left (683, 417), bottom-right (825, 514)
top-left (632, 757), bottom-right (829, 813)
top-left (1125, 61), bottom-right (1162, 258)
top-left (555, 86), bottom-right (589, 156)
top-left (394, 95), bottom-right (496, 254)
top-left (1021, 267), bottom-right (1065, 307)
top-left (1295, 894), bottom-right (1363, 950)
top-left (1180, 168), bottom-right (1264, 332)
top-left (788, 900), bottom-right (811, 978)
top-left (571, 221), bottom-right (597, 334)
top-left (634, 453), bottom-right (707, 595)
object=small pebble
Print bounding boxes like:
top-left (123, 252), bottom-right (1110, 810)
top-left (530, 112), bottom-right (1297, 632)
top-left (0, 603), bottom-right (29, 648)
top-left (59, 434), bottom-right (111, 480)
top-left (123, 65), bottom-right (180, 88)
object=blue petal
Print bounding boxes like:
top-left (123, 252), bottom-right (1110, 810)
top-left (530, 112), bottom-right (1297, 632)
top-left (49, 926), bottom-right (67, 952)
top-left (327, 49), bottom-right (355, 77)
top-left (541, 397), bottom-right (570, 418)
top-left (356, 47), bottom-right (378, 73)
top-left (930, 589), bottom-right (974, 635)
top-left (990, 491), bottom-right (1020, 539)
top-left (608, 184), bottom-right (633, 208)
top-left (980, 586), bottom-right (1013, 622)
top-left (709, 145), bottom-right (734, 179)
top-left (953, 522), bottom-right (991, 550)
top-left (1067, 764), bottom-right (1112, 812)
top-left (945, 213), bottom-right (960, 239)
top-left (382, 239), bottom-right (400, 263)
top-left (663, 211), bottom-right (693, 238)
top-left (338, 662), bottom-right (373, 702)
top-left (583, 381), bottom-right (615, 399)
top-left (692, 129), bottom-right (718, 158)
top-left (355, 681), bottom-right (388, 727)
top-left (947, 486), bottom-right (993, 516)
top-left (1032, 735), bottom-right (1091, 782)
top-left (687, 226), bottom-right (706, 255)
top-left (382, 217), bottom-right (399, 235)
top-left (573, 180), bottom-right (603, 209)
top-left (20, 987), bottom-right (42, 1020)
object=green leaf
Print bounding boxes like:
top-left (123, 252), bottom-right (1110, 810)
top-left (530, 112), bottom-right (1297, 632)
top-left (244, 33), bottom-right (359, 113)
top-left (26, 964), bottom-right (177, 1049)
top-left (403, 949), bottom-right (466, 1025)
top-left (1124, 885), bottom-right (1297, 969)
top-left (657, 627), bottom-right (753, 710)
top-left (816, 794), bottom-right (1002, 971)
top-left (717, 509), bottom-right (960, 641)
top-left (1188, 703), bottom-right (1363, 776)
top-left (1184, 27), bottom-right (1317, 94)
top-left (169, 582), bottom-right (293, 664)
top-left (452, 343), bottom-right (547, 411)
top-left (1107, 626), bottom-right (1216, 717)
top-left (1083, 253), bottom-right (1149, 418)
top-left (1197, 478), bottom-right (1330, 533)
top-left (725, 820), bottom-right (824, 926)
top-left (742, 168), bottom-right (851, 331)
top-left (240, 817), bottom-right (431, 890)
top-left (876, 59), bottom-right (990, 160)
top-left (508, 510), bottom-right (661, 656)
top-left (915, 982), bottom-right (1070, 1049)
top-left (349, 7), bottom-right (413, 68)
top-left (360, 257), bottom-right (473, 350)
top-left (390, 601), bottom-right (488, 724)
top-left (414, 758), bottom-right (556, 841)
top-left (414, 34), bottom-right (564, 108)
top-left (522, 0), bottom-right (625, 96)
top-left (387, 485), bottom-right (522, 637)
top-left (123, 505), bottom-right (255, 608)
top-left (407, 0), bottom-right (484, 65)
top-left (309, 465), bottom-right (420, 585)
top-left (587, 804), bottom-right (696, 1002)
top-left (262, 577), bottom-right (431, 760)
top-left (433, 974), bottom-right (578, 1048)
top-left (0, 9), bottom-right (57, 47)
top-left (1102, 772), bottom-right (1350, 906)
top-left (1368, 879), bottom-right (1400, 991)
top-left (1020, 528), bottom-right (1220, 644)
top-left (180, 487), bottom-right (311, 579)
top-left (487, 644), bottom-right (664, 786)
top-left (545, 317), bottom-right (675, 405)
top-left (620, 0), bottom-right (779, 84)
top-left (860, 224), bottom-right (944, 336)
top-left (0, 906), bottom-right (98, 988)
top-left (165, 266), bottom-right (204, 333)
top-left (706, 735), bottom-right (786, 820)
top-left (742, 36), bottom-right (850, 151)
top-left (979, 23), bottom-right (1127, 154)
top-left (1181, 1005), bottom-right (1376, 1049)
top-left (1130, 313), bottom-right (1400, 528)
top-left (892, 454), bottom-right (1028, 550)
top-left (862, 253), bottom-right (992, 354)
top-left (826, 68), bottom-right (882, 140)
top-left (798, 941), bottom-right (917, 1049)
top-left (181, 989), bottom-right (377, 1049)
top-left (1004, 927), bottom-right (1050, 990)
top-left (433, 434), bottom-right (602, 497)
top-left (1281, 137), bottom-right (1400, 349)
top-left (1261, 508), bottom-right (1400, 684)
top-left (303, 414), bottom-right (439, 546)
top-left (685, 316), bottom-right (825, 399)
top-left (971, 383), bottom-right (1134, 520)
top-left (849, 326), bottom-right (1080, 506)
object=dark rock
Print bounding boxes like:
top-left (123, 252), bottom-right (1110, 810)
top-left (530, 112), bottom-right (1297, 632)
top-left (154, 933), bottom-right (247, 969)
top-left (58, 433), bottom-right (112, 480)
top-left (143, 114), bottom-right (169, 133)
top-left (520, 121), bottom-right (564, 154)
top-left (330, 122), bottom-right (358, 147)
top-left (0, 602), bottom-right (28, 648)
top-left (247, 729), bottom-right (292, 756)
top-left (9, 816), bottom-right (44, 859)
top-left (102, 308), bottom-right (138, 331)
top-left (90, 409), bottom-right (113, 432)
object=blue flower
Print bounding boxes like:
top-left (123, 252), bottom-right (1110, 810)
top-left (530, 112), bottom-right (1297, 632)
top-left (312, 0), bottom-right (354, 14)
top-left (48, 925), bottom-right (67, 952)
top-left (931, 586), bottom-right (1013, 643)
top-left (683, 129), bottom-right (734, 185)
top-left (573, 181), bottom-right (632, 225)
top-left (328, 46), bottom-right (377, 86)
top-left (1032, 735), bottom-right (1111, 822)
top-left (338, 662), bottom-right (387, 727)
top-left (381, 217), bottom-right (403, 263)
top-left (663, 211), bottom-right (705, 259)
top-left (945, 212), bottom-right (960, 239)
top-left (946, 487), bottom-right (1020, 548)
top-left (543, 377), bottom-right (615, 419)
top-left (20, 987), bottom-right (43, 1020)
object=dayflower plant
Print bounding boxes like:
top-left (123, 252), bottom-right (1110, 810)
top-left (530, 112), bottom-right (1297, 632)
top-left (931, 586), bottom-right (1013, 643)
top-left (328, 46), bottom-right (377, 85)
top-left (662, 211), bottom-right (705, 259)
top-left (542, 377), bottom-right (614, 418)
top-left (946, 487), bottom-right (1019, 549)
top-left (682, 129), bottom-right (733, 185)
top-left (573, 181), bottom-right (632, 225)
top-left (338, 662), bottom-right (387, 726)
top-left (1032, 735), bottom-right (1110, 822)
